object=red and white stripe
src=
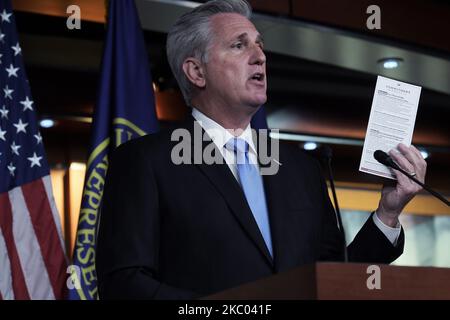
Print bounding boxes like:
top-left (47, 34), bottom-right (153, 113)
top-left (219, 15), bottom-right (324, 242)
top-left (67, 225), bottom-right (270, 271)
top-left (0, 177), bottom-right (67, 300)
top-left (0, 227), bottom-right (14, 300)
top-left (42, 176), bottom-right (66, 253)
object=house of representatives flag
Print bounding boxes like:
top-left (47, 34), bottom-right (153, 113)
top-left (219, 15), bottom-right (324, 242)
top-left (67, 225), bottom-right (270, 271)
top-left (68, 0), bottom-right (159, 300)
top-left (0, 0), bottom-right (67, 300)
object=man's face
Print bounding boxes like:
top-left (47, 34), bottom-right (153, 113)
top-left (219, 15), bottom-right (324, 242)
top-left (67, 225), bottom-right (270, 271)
top-left (202, 13), bottom-right (267, 110)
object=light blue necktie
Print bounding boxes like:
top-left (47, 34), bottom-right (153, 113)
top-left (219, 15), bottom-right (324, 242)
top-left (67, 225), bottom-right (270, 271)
top-left (225, 137), bottom-right (273, 257)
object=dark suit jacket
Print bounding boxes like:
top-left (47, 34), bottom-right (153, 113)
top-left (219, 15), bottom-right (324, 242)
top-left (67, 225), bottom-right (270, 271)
top-left (96, 119), bottom-right (404, 299)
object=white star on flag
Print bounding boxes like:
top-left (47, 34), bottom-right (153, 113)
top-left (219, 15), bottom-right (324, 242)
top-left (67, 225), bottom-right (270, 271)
top-left (0, 105), bottom-right (9, 119)
top-left (3, 85), bottom-right (13, 99)
top-left (0, 53), bottom-right (3, 64)
top-left (0, 31), bottom-right (5, 43)
top-left (1, 9), bottom-right (12, 23)
top-left (20, 96), bottom-right (34, 111)
top-left (6, 63), bottom-right (19, 77)
top-left (7, 162), bottom-right (16, 176)
top-left (34, 132), bottom-right (43, 144)
top-left (0, 126), bottom-right (6, 141)
top-left (10, 141), bottom-right (21, 155)
top-left (13, 118), bottom-right (28, 134)
top-left (27, 152), bottom-right (43, 168)
top-left (11, 42), bottom-right (22, 56)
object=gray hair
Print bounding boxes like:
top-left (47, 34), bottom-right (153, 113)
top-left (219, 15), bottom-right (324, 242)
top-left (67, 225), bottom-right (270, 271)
top-left (166, 0), bottom-right (252, 105)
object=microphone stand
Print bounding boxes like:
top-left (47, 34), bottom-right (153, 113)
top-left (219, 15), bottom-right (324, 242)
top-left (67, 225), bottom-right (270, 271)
top-left (321, 146), bottom-right (348, 262)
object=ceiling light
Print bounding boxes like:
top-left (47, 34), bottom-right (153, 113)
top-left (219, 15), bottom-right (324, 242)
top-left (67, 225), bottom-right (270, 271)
top-left (39, 119), bottom-right (55, 128)
top-left (303, 142), bottom-right (318, 150)
top-left (378, 58), bottom-right (403, 69)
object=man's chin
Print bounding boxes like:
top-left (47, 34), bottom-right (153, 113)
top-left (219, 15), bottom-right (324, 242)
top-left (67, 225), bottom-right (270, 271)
top-left (255, 99), bottom-right (267, 108)
top-left (248, 95), bottom-right (267, 108)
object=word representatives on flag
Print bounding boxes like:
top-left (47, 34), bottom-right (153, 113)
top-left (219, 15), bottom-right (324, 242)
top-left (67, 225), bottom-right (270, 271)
top-left (0, 1), bottom-right (67, 300)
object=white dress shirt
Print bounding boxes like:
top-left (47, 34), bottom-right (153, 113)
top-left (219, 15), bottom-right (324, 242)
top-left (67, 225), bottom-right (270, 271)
top-left (192, 108), bottom-right (401, 246)
top-left (192, 108), bottom-right (258, 181)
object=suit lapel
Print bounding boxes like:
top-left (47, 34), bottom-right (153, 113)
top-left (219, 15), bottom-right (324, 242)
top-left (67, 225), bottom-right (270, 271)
top-left (184, 120), bottom-right (274, 266)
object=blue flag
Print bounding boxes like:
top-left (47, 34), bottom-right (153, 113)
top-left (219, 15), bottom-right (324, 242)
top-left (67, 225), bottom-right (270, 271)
top-left (68, 0), bottom-right (158, 300)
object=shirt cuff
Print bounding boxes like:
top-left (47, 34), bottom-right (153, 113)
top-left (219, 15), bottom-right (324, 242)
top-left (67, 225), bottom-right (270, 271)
top-left (372, 211), bottom-right (402, 246)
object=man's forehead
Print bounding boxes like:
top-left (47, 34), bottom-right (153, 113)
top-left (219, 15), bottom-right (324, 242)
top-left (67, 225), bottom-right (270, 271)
top-left (210, 13), bottom-right (260, 38)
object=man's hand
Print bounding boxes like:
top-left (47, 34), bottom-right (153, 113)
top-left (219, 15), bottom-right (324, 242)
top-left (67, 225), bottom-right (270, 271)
top-left (377, 143), bottom-right (427, 227)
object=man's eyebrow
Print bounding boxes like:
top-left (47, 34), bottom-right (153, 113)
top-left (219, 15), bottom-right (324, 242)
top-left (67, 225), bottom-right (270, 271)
top-left (236, 33), bottom-right (248, 41)
top-left (235, 33), bottom-right (264, 45)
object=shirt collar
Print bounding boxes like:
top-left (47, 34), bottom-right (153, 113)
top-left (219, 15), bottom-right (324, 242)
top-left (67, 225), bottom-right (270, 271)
top-left (192, 107), bottom-right (257, 155)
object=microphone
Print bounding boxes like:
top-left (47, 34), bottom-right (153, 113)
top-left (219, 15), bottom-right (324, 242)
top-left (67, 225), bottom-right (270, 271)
top-left (374, 150), bottom-right (400, 170)
top-left (374, 150), bottom-right (449, 206)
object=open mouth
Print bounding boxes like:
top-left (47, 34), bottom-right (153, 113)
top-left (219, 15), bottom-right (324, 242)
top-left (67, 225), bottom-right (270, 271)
top-left (249, 72), bottom-right (265, 83)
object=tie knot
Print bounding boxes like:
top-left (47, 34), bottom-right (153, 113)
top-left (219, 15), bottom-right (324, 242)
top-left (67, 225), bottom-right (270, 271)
top-left (225, 137), bottom-right (249, 155)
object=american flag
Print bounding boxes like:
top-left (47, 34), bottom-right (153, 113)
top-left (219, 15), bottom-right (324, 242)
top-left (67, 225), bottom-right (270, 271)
top-left (0, 0), bottom-right (67, 299)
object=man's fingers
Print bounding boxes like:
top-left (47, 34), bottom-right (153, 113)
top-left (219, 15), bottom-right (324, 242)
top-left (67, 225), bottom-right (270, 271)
top-left (390, 166), bottom-right (409, 187)
top-left (397, 144), bottom-right (427, 182)
top-left (410, 144), bottom-right (428, 169)
top-left (389, 148), bottom-right (423, 195)
top-left (409, 144), bottom-right (423, 160)
top-left (389, 149), bottom-right (415, 174)
top-left (388, 151), bottom-right (410, 185)
top-left (397, 143), bottom-right (421, 168)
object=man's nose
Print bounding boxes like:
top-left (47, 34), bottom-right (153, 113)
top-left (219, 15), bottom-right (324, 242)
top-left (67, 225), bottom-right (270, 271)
top-left (250, 44), bottom-right (266, 65)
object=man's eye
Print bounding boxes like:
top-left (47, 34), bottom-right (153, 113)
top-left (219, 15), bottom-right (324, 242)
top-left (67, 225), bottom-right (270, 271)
top-left (233, 42), bottom-right (243, 49)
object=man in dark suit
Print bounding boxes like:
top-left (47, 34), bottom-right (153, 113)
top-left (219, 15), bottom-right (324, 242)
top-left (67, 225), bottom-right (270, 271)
top-left (96, 0), bottom-right (427, 299)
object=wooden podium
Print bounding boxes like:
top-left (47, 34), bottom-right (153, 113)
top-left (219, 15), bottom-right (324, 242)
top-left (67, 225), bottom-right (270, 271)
top-left (206, 263), bottom-right (450, 300)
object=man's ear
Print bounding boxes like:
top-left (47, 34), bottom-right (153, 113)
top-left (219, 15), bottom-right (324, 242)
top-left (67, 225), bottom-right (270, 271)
top-left (182, 58), bottom-right (206, 88)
